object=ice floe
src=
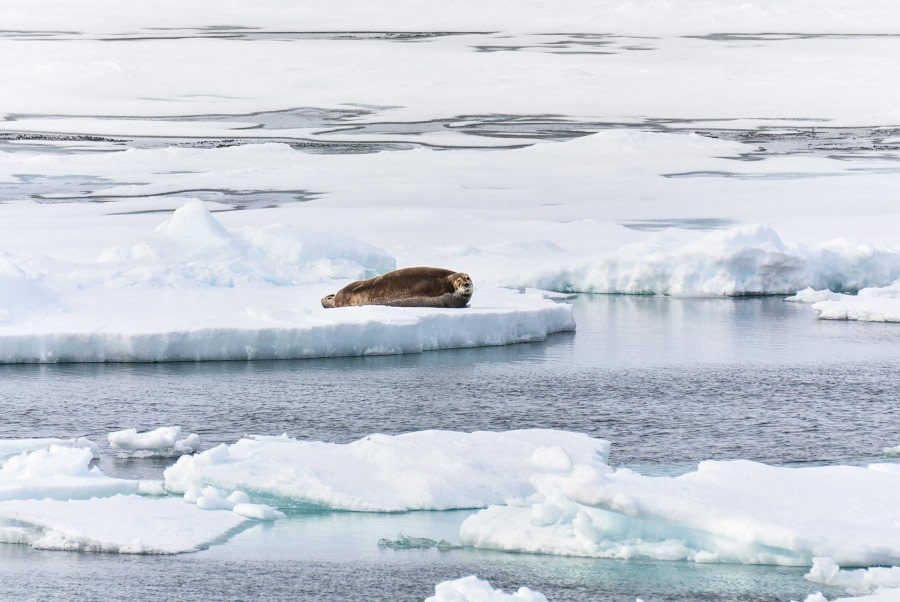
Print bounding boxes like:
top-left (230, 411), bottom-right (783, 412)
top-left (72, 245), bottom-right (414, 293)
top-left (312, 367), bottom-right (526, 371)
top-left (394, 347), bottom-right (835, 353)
top-left (0, 201), bottom-right (574, 363)
top-left (460, 458), bottom-right (900, 567)
top-left (806, 558), bottom-right (900, 596)
top-left (164, 430), bottom-right (610, 512)
top-left (425, 576), bottom-right (548, 602)
top-left (0, 495), bottom-right (247, 554)
top-left (787, 282), bottom-right (900, 322)
top-left (108, 426), bottom-right (200, 457)
top-left (0, 437), bottom-right (97, 462)
top-left (0, 445), bottom-right (137, 502)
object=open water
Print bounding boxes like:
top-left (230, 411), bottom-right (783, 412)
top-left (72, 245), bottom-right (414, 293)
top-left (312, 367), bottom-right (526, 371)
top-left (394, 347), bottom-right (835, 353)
top-left (1, 295), bottom-right (898, 601)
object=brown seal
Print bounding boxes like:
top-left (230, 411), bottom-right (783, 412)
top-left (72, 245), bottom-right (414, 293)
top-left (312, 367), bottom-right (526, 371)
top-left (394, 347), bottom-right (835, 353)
top-left (321, 267), bottom-right (473, 309)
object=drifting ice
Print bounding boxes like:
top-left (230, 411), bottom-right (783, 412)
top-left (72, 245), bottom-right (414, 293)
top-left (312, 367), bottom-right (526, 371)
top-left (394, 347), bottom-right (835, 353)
top-left (164, 430), bottom-right (610, 512)
top-left (108, 426), bottom-right (200, 457)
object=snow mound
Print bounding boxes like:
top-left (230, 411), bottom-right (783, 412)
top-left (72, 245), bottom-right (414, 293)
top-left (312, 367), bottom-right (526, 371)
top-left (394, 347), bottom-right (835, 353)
top-left (0, 495), bottom-right (246, 554)
top-left (98, 199), bottom-right (396, 288)
top-left (806, 558), bottom-right (900, 596)
top-left (530, 226), bottom-right (900, 296)
top-left (426, 576), bottom-right (548, 602)
top-left (460, 459), bottom-right (900, 567)
top-left (0, 437), bottom-right (98, 462)
top-left (164, 430), bottom-right (610, 512)
top-left (0, 445), bottom-right (137, 502)
top-left (786, 281), bottom-right (900, 322)
top-left (108, 426), bottom-right (199, 457)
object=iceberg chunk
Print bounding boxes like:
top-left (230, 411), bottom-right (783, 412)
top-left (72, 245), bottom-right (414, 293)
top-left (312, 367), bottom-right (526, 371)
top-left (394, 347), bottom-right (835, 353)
top-left (425, 576), bottom-right (548, 602)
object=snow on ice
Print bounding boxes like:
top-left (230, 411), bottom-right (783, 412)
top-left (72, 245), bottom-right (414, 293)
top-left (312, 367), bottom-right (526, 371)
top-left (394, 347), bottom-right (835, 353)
top-left (0, 200), bottom-right (575, 363)
top-left (164, 430), bottom-right (610, 512)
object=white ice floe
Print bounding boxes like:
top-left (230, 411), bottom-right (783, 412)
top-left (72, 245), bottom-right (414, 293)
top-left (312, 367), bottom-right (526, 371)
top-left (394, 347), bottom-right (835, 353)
top-left (164, 430), bottom-right (610, 512)
top-left (108, 426), bottom-right (200, 457)
top-left (425, 576), bottom-right (548, 602)
top-left (885, 446), bottom-right (900, 456)
top-left (0, 445), bottom-right (137, 502)
top-left (0, 201), bottom-right (574, 363)
top-left (0, 495), bottom-right (246, 554)
top-left (786, 282), bottom-right (900, 322)
top-left (460, 458), bottom-right (900, 567)
top-left (806, 558), bottom-right (900, 596)
top-left (0, 437), bottom-right (97, 462)
top-left (805, 591), bottom-right (900, 602)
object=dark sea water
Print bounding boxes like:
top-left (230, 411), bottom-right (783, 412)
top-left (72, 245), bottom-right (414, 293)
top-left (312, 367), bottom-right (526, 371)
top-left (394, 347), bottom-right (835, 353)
top-left (1, 295), bottom-right (897, 601)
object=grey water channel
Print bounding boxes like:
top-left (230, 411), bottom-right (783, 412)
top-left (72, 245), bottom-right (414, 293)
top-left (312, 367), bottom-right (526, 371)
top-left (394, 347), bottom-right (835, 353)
top-left (1, 295), bottom-right (897, 601)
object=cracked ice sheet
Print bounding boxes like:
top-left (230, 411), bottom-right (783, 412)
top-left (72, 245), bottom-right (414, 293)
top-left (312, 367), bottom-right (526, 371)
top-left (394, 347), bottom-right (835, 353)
top-left (460, 459), bottom-right (900, 567)
top-left (0, 495), bottom-right (247, 554)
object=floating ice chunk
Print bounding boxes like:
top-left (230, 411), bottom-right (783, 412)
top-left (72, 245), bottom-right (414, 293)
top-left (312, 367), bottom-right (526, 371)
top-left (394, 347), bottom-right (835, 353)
top-left (0, 437), bottom-right (98, 462)
top-left (806, 558), bottom-right (900, 596)
top-left (461, 459), bottom-right (900, 567)
top-left (164, 430), bottom-right (609, 512)
top-left (108, 426), bottom-right (200, 457)
top-left (531, 226), bottom-right (900, 296)
top-left (137, 480), bottom-right (167, 496)
top-left (232, 503), bottom-right (284, 521)
top-left (0, 445), bottom-right (137, 502)
top-left (788, 281), bottom-right (900, 322)
top-left (0, 495), bottom-right (246, 554)
top-left (0, 286), bottom-right (574, 363)
top-left (425, 576), bottom-right (548, 602)
top-left (884, 446), bottom-right (900, 456)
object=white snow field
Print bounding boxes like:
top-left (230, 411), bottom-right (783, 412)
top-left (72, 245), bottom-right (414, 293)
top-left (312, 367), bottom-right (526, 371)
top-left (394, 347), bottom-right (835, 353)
top-left (426, 576), bottom-right (548, 602)
top-left (459, 457), bottom-right (900, 567)
top-left (164, 430), bottom-right (611, 512)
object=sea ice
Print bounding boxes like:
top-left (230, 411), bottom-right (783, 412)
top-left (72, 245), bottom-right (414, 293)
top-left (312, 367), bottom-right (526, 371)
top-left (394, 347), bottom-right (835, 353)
top-left (806, 558), bottom-right (900, 596)
top-left (0, 200), bottom-right (574, 363)
top-left (0, 445), bottom-right (137, 502)
top-left (0, 495), bottom-right (246, 554)
top-left (0, 437), bottom-right (98, 462)
top-left (108, 426), bottom-right (200, 457)
top-left (460, 458), bottom-right (900, 567)
top-left (786, 282), bottom-right (900, 322)
top-left (164, 430), bottom-right (610, 512)
top-left (425, 576), bottom-right (548, 602)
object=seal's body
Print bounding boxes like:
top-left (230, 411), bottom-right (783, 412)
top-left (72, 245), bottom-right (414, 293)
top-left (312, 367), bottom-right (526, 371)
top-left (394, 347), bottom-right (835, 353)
top-left (321, 267), bottom-right (473, 309)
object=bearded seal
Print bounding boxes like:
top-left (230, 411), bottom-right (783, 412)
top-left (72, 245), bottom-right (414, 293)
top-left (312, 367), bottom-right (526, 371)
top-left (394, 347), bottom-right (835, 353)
top-left (321, 267), bottom-right (473, 309)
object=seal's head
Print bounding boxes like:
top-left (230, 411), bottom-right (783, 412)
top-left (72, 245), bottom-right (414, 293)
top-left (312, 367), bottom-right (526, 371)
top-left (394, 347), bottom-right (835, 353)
top-left (321, 293), bottom-right (336, 308)
top-left (450, 272), bottom-right (473, 302)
